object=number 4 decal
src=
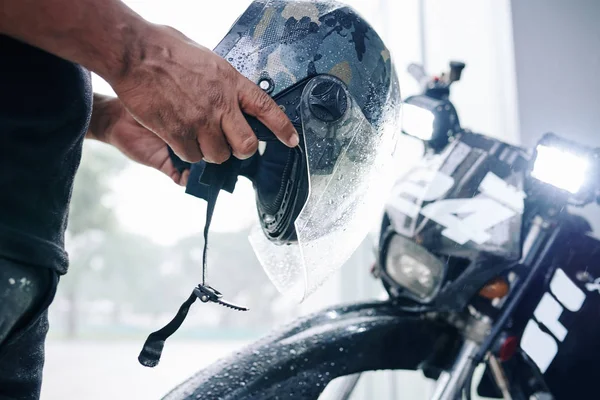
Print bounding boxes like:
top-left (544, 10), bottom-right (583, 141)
top-left (388, 169), bottom-right (525, 245)
top-left (421, 197), bottom-right (516, 245)
top-left (422, 172), bottom-right (525, 245)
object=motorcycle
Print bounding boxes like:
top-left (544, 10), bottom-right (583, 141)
top-left (161, 62), bottom-right (600, 400)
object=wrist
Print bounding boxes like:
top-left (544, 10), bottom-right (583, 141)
top-left (87, 94), bottom-right (121, 143)
top-left (101, 22), bottom-right (166, 87)
top-left (90, 16), bottom-right (155, 85)
top-left (103, 23), bottom-right (194, 90)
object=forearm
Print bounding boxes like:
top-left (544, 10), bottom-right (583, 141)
top-left (0, 0), bottom-right (151, 83)
top-left (86, 93), bottom-right (118, 143)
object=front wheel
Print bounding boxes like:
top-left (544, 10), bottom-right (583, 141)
top-left (162, 301), bottom-right (459, 400)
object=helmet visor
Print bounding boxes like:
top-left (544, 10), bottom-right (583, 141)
top-left (250, 73), bottom-right (401, 301)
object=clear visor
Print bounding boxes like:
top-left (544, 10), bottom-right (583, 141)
top-left (250, 74), bottom-right (401, 302)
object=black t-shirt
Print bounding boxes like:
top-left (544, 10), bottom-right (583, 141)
top-left (0, 35), bottom-right (93, 274)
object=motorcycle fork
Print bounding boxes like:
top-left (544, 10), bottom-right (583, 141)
top-left (429, 339), bottom-right (479, 400)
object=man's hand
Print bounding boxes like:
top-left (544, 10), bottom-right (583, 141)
top-left (87, 94), bottom-right (189, 186)
top-left (0, 0), bottom-right (298, 165)
top-left (109, 25), bottom-right (298, 164)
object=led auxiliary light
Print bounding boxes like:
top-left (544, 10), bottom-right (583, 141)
top-left (531, 145), bottom-right (590, 194)
top-left (531, 133), bottom-right (598, 199)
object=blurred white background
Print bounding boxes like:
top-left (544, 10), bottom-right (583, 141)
top-left (41, 0), bottom-right (520, 399)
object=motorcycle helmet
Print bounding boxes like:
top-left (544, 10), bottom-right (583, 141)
top-left (209, 0), bottom-right (402, 301)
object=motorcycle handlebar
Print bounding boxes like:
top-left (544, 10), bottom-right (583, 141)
top-left (407, 63), bottom-right (428, 86)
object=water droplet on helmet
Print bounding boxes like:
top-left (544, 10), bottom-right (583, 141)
top-left (339, 347), bottom-right (344, 352)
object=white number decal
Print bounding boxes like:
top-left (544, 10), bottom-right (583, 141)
top-left (386, 168), bottom-right (525, 245)
top-left (520, 320), bottom-right (558, 374)
top-left (421, 197), bottom-right (516, 245)
top-left (521, 268), bottom-right (586, 373)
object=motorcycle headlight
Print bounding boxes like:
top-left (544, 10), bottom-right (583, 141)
top-left (383, 233), bottom-right (445, 302)
top-left (530, 133), bottom-right (599, 202)
top-left (402, 103), bottom-right (435, 141)
top-left (402, 94), bottom-right (461, 153)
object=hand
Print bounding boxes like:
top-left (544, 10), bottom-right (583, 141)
top-left (87, 95), bottom-right (190, 186)
top-left (106, 25), bottom-right (299, 164)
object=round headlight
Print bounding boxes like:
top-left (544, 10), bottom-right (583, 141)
top-left (384, 234), bottom-right (445, 302)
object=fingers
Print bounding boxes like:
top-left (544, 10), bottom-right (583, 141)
top-left (171, 127), bottom-right (204, 164)
top-left (169, 169), bottom-right (189, 187)
top-left (170, 169), bottom-right (190, 187)
top-left (180, 169), bottom-right (190, 186)
top-left (196, 120), bottom-right (231, 164)
top-left (238, 79), bottom-right (299, 148)
top-left (221, 108), bottom-right (258, 160)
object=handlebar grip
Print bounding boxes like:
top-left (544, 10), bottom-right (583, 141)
top-left (449, 61), bottom-right (466, 83)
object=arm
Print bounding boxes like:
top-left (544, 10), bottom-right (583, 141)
top-left (0, 0), bottom-right (298, 164)
top-left (0, 0), bottom-right (144, 84)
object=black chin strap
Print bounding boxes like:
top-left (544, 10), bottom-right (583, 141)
top-left (138, 159), bottom-right (247, 368)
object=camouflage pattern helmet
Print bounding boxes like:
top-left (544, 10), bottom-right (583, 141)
top-left (215, 0), bottom-right (402, 301)
top-left (214, 0), bottom-right (396, 128)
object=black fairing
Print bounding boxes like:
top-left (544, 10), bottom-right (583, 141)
top-left (162, 302), bottom-right (459, 400)
top-left (381, 131), bottom-right (529, 309)
top-left (508, 219), bottom-right (600, 400)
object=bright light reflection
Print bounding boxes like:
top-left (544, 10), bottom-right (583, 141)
top-left (401, 103), bottom-right (435, 141)
top-left (531, 144), bottom-right (591, 194)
